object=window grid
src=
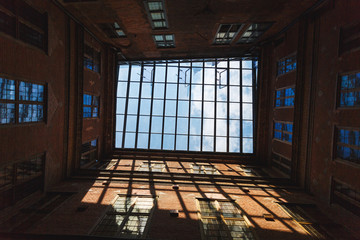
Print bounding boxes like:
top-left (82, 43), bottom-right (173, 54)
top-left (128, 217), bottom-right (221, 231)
top-left (80, 139), bottom-right (98, 167)
top-left (192, 164), bottom-right (219, 175)
top-left (332, 179), bottom-right (360, 217)
top-left (237, 23), bottom-right (272, 44)
top-left (275, 87), bottom-right (295, 107)
top-left (277, 54), bottom-right (297, 76)
top-left (197, 199), bottom-right (255, 240)
top-left (0, 153), bottom-right (45, 210)
top-left (83, 94), bottom-right (99, 118)
top-left (138, 161), bottom-right (165, 172)
top-left (273, 121), bottom-right (293, 143)
top-left (84, 44), bottom-right (101, 73)
top-left (0, 78), bottom-right (45, 124)
top-left (145, 0), bottom-right (168, 29)
top-left (0, 0), bottom-right (47, 51)
top-left (213, 24), bottom-right (242, 45)
top-left (335, 127), bottom-right (360, 165)
top-left (338, 72), bottom-right (360, 107)
top-left (99, 22), bottom-right (126, 38)
top-left (116, 58), bottom-right (257, 154)
top-left (153, 34), bottom-right (175, 48)
top-left (92, 195), bottom-right (155, 238)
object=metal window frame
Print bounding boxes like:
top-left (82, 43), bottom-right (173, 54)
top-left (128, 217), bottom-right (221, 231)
top-left (237, 22), bottom-right (273, 44)
top-left (273, 120), bottom-right (293, 144)
top-left (213, 23), bottom-right (243, 45)
top-left (115, 58), bottom-right (257, 155)
top-left (144, 0), bottom-right (169, 29)
top-left (0, 76), bottom-right (46, 125)
top-left (276, 53), bottom-right (297, 77)
top-left (337, 71), bottom-right (360, 109)
top-left (83, 93), bottom-right (100, 119)
top-left (196, 198), bottom-right (255, 240)
top-left (333, 126), bottom-right (360, 166)
top-left (274, 86), bottom-right (296, 108)
top-left (84, 43), bottom-right (101, 73)
top-left (152, 34), bottom-right (175, 48)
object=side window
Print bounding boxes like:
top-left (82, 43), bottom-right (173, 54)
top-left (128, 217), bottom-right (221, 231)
top-left (0, 77), bottom-right (45, 125)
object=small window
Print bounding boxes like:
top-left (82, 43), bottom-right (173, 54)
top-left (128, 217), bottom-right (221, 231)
top-left (238, 23), bottom-right (272, 44)
top-left (335, 127), bottom-right (360, 165)
top-left (145, 0), bottom-right (168, 29)
top-left (84, 44), bottom-right (101, 73)
top-left (99, 22), bottom-right (126, 38)
top-left (138, 161), bottom-right (165, 172)
top-left (273, 121), bottom-right (293, 143)
top-left (80, 139), bottom-right (98, 167)
top-left (275, 87), bottom-right (295, 107)
top-left (83, 94), bottom-right (99, 118)
top-left (92, 195), bottom-right (155, 238)
top-left (339, 23), bottom-right (360, 55)
top-left (277, 55), bottom-right (297, 76)
top-left (271, 152), bottom-right (291, 177)
top-left (214, 24), bottom-right (242, 45)
top-left (192, 164), bottom-right (219, 175)
top-left (197, 199), bottom-right (255, 239)
top-left (277, 203), bottom-right (327, 238)
top-left (338, 72), bottom-right (360, 107)
top-left (0, 77), bottom-right (45, 124)
top-left (332, 179), bottom-right (360, 216)
top-left (153, 34), bottom-right (175, 48)
top-left (0, 0), bottom-right (47, 51)
top-left (0, 153), bottom-right (45, 210)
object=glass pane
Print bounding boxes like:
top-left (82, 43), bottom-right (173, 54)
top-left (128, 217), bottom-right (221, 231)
top-left (151, 116), bottom-right (163, 133)
top-left (165, 100), bottom-right (176, 116)
top-left (189, 136), bottom-right (201, 151)
top-left (166, 84), bottom-right (177, 99)
top-left (203, 136), bottom-right (214, 151)
top-left (229, 138), bottom-right (240, 153)
top-left (124, 132), bottom-right (136, 148)
top-left (190, 118), bottom-right (201, 135)
top-left (229, 103), bottom-right (240, 119)
top-left (217, 86), bottom-right (227, 102)
top-left (178, 100), bottom-right (189, 117)
top-left (140, 99), bottom-right (151, 115)
top-left (191, 84), bottom-right (202, 100)
top-left (191, 101), bottom-right (202, 118)
top-left (129, 82), bottom-right (140, 98)
top-left (192, 68), bottom-right (203, 84)
top-left (229, 120), bottom-right (240, 137)
top-left (126, 115), bottom-right (137, 132)
top-left (117, 82), bottom-right (127, 97)
top-left (155, 66), bottom-right (166, 82)
top-left (153, 83), bottom-right (165, 98)
top-left (176, 135), bottom-right (188, 150)
top-left (203, 102), bottom-right (214, 118)
top-left (127, 99), bottom-right (139, 114)
top-left (0, 103), bottom-right (15, 124)
top-left (216, 102), bottom-right (227, 119)
top-left (167, 66), bottom-right (178, 83)
top-left (243, 103), bottom-right (253, 120)
top-left (164, 117), bottom-right (175, 134)
top-left (177, 117), bottom-right (188, 134)
top-left (216, 137), bottom-right (227, 152)
top-left (230, 86), bottom-right (240, 102)
top-left (243, 121), bottom-right (253, 137)
top-left (242, 87), bottom-right (252, 102)
top-left (243, 138), bottom-right (253, 153)
top-left (204, 85), bottom-right (215, 101)
top-left (152, 99), bottom-right (164, 115)
top-left (138, 116), bottom-right (150, 133)
top-left (203, 119), bottom-right (214, 136)
top-left (116, 98), bottom-right (126, 114)
top-left (115, 132), bottom-right (123, 148)
top-left (216, 119), bottom-right (227, 136)
top-left (119, 65), bottom-right (129, 80)
top-left (163, 134), bottom-right (175, 150)
top-left (150, 133), bottom-right (162, 149)
top-left (141, 82), bottom-right (152, 98)
top-left (178, 84), bottom-right (190, 100)
top-left (137, 133), bottom-right (149, 149)
top-left (242, 69), bottom-right (252, 86)
top-left (130, 65), bottom-right (141, 81)
top-left (116, 115), bottom-right (124, 132)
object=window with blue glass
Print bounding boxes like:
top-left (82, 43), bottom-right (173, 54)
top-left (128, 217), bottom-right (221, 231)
top-left (83, 94), bottom-right (99, 118)
top-left (84, 44), bottom-right (100, 73)
top-left (80, 139), bottom-right (98, 167)
top-left (275, 87), bottom-right (295, 107)
top-left (277, 55), bottom-right (296, 76)
top-left (274, 121), bottom-right (293, 143)
top-left (339, 72), bottom-right (360, 107)
top-left (336, 128), bottom-right (360, 165)
top-left (0, 77), bottom-right (45, 124)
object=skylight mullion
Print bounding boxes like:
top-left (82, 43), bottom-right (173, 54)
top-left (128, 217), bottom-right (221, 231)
top-left (200, 61), bottom-right (205, 151)
top-left (135, 63), bottom-right (144, 149)
top-left (174, 61), bottom-right (180, 150)
top-left (147, 62), bottom-right (156, 149)
top-left (187, 62), bottom-right (193, 152)
top-left (214, 59), bottom-right (218, 151)
top-left (226, 58), bottom-right (230, 152)
top-left (252, 60), bottom-right (257, 153)
top-left (121, 64), bottom-right (132, 148)
top-left (161, 62), bottom-right (168, 150)
top-left (240, 60), bottom-right (243, 153)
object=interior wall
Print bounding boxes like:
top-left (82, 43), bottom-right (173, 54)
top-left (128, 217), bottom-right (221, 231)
top-left (258, 0), bottom-right (360, 228)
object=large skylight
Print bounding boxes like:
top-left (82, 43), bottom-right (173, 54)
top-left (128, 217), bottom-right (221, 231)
top-left (115, 58), bottom-right (257, 153)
